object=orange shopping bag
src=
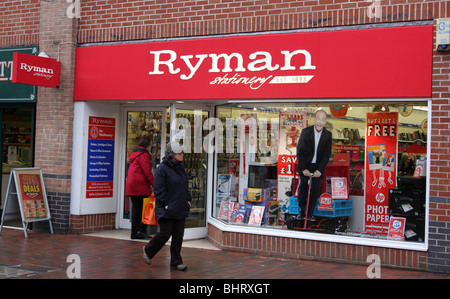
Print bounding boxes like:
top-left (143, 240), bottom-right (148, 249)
top-left (142, 193), bottom-right (158, 225)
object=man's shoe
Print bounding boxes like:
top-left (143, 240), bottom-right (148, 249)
top-left (296, 214), bottom-right (305, 220)
top-left (143, 246), bottom-right (152, 265)
top-left (308, 215), bottom-right (316, 222)
top-left (171, 264), bottom-right (187, 271)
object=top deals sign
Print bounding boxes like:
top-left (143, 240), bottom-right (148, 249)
top-left (74, 25), bottom-right (432, 101)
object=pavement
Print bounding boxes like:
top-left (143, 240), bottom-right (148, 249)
top-left (0, 227), bottom-right (448, 282)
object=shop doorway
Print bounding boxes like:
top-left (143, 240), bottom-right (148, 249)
top-left (0, 106), bottom-right (35, 227)
top-left (119, 104), bottom-right (211, 239)
top-left (119, 108), bottom-right (166, 232)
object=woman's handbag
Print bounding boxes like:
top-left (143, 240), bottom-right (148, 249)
top-left (142, 193), bottom-right (158, 225)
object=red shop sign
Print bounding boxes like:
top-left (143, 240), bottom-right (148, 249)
top-left (12, 53), bottom-right (61, 88)
top-left (74, 25), bottom-right (432, 101)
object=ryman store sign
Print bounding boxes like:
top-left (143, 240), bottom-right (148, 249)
top-left (74, 25), bottom-right (432, 101)
top-left (12, 52), bottom-right (61, 88)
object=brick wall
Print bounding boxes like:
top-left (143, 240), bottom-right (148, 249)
top-left (34, 0), bottom-right (78, 233)
top-left (0, 0), bottom-right (39, 47)
top-left (429, 18), bottom-right (450, 272)
top-left (70, 214), bottom-right (116, 234)
top-left (77, 0), bottom-right (448, 43)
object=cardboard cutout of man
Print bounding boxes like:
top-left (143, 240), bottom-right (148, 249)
top-left (296, 110), bottom-right (332, 221)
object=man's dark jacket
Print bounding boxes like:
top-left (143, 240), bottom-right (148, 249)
top-left (296, 126), bottom-right (332, 175)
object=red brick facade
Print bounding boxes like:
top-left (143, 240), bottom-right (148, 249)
top-left (2, 0), bottom-right (449, 272)
top-left (207, 224), bottom-right (428, 270)
top-left (70, 213), bottom-right (115, 234)
top-left (0, 0), bottom-right (39, 47)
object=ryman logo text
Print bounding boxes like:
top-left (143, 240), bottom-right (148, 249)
top-left (149, 49), bottom-right (316, 90)
top-left (20, 62), bottom-right (54, 80)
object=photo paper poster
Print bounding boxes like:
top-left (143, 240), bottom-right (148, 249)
top-left (365, 112), bottom-right (398, 235)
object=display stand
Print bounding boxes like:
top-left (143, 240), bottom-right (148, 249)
top-left (0, 168), bottom-right (53, 238)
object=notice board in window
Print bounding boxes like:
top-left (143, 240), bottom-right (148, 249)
top-left (0, 168), bottom-right (53, 237)
top-left (86, 116), bottom-right (116, 199)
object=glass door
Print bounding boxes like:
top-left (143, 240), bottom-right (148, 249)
top-left (168, 105), bottom-right (211, 239)
top-left (119, 109), bottom-right (166, 230)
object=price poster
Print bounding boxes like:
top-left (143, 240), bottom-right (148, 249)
top-left (0, 168), bottom-right (53, 238)
top-left (364, 112), bottom-right (398, 235)
top-left (387, 216), bottom-right (406, 241)
top-left (278, 111), bottom-right (308, 156)
top-left (277, 111), bottom-right (308, 215)
top-left (18, 171), bottom-right (48, 220)
top-left (331, 177), bottom-right (348, 199)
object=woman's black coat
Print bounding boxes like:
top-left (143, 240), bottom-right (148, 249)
top-left (153, 157), bottom-right (191, 222)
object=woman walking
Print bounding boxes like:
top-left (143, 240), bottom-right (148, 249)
top-left (142, 141), bottom-right (191, 271)
top-left (125, 135), bottom-right (154, 240)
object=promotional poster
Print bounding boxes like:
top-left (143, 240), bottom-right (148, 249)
top-left (364, 112), bottom-right (398, 235)
top-left (277, 111), bottom-right (308, 216)
top-left (18, 172), bottom-right (47, 220)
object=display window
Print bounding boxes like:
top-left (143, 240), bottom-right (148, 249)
top-left (1, 107), bottom-right (34, 173)
top-left (212, 101), bottom-right (428, 244)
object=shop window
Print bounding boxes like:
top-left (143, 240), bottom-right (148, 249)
top-left (2, 108), bottom-right (34, 173)
top-left (213, 102), bottom-right (428, 244)
top-left (0, 107), bottom-right (34, 225)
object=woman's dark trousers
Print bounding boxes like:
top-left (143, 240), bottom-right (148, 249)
top-left (144, 218), bottom-right (185, 267)
top-left (130, 196), bottom-right (148, 238)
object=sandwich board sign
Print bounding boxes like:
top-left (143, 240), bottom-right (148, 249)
top-left (0, 168), bottom-right (53, 237)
